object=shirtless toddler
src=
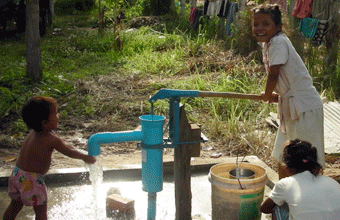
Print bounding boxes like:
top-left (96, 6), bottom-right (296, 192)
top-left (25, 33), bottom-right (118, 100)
top-left (3, 96), bottom-right (96, 220)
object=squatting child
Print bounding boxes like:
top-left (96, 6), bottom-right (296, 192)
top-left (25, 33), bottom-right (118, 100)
top-left (3, 96), bottom-right (96, 220)
top-left (260, 139), bottom-right (340, 220)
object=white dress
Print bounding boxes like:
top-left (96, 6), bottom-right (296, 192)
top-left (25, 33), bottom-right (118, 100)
top-left (269, 171), bottom-right (340, 220)
top-left (262, 33), bottom-right (325, 166)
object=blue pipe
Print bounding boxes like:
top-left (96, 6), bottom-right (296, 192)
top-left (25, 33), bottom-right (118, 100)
top-left (87, 130), bottom-right (143, 156)
top-left (149, 89), bottom-right (199, 102)
top-left (147, 192), bottom-right (157, 220)
top-left (87, 115), bottom-right (165, 220)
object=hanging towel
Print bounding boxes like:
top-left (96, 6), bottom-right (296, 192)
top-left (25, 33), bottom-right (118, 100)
top-left (216, 0), bottom-right (225, 17)
top-left (299, 17), bottom-right (319, 39)
top-left (207, 1), bottom-right (216, 16)
top-left (311, 20), bottom-right (328, 46)
top-left (225, 2), bottom-right (238, 36)
top-left (189, 7), bottom-right (197, 23)
top-left (203, 0), bottom-right (209, 15)
top-left (292, 0), bottom-right (313, 19)
top-left (192, 8), bottom-right (204, 30)
top-left (222, 0), bottom-right (231, 18)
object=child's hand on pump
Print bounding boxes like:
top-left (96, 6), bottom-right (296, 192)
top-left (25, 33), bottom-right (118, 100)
top-left (261, 92), bottom-right (279, 103)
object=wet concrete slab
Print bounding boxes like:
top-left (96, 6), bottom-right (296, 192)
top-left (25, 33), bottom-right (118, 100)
top-left (0, 156), bottom-right (277, 219)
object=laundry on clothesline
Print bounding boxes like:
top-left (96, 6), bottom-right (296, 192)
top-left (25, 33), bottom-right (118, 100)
top-left (216, 0), bottom-right (231, 18)
top-left (292, 0), bottom-right (312, 19)
top-left (292, 0), bottom-right (335, 46)
top-left (203, 0), bottom-right (234, 18)
top-left (311, 20), bottom-right (328, 46)
top-left (298, 17), bottom-right (328, 46)
top-left (225, 2), bottom-right (238, 36)
top-left (190, 8), bottom-right (204, 30)
top-left (201, 0), bottom-right (239, 36)
top-left (298, 17), bottom-right (318, 39)
top-left (189, 7), bottom-right (197, 23)
top-left (206, 0), bottom-right (216, 16)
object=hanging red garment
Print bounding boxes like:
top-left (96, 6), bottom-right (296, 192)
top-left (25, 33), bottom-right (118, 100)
top-left (189, 7), bottom-right (197, 23)
top-left (292, 0), bottom-right (313, 19)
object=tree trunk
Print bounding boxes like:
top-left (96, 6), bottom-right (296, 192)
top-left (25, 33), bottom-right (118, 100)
top-left (174, 106), bottom-right (192, 220)
top-left (288, 0), bottom-right (304, 58)
top-left (179, 0), bottom-right (186, 17)
top-left (26, 0), bottom-right (42, 81)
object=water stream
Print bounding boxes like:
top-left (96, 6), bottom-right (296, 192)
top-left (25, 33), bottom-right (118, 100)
top-left (86, 162), bottom-right (104, 219)
top-left (150, 101), bottom-right (154, 120)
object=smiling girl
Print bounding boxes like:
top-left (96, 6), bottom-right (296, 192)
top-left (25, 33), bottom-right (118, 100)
top-left (252, 4), bottom-right (324, 179)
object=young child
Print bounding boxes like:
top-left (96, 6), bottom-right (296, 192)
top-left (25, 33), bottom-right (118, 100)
top-left (3, 96), bottom-right (96, 220)
top-left (260, 139), bottom-right (340, 220)
top-left (252, 4), bottom-right (324, 179)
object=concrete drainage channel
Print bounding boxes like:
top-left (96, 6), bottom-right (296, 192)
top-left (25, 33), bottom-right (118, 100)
top-left (0, 156), bottom-right (277, 220)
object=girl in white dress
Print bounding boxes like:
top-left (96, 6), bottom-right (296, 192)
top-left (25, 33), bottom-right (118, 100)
top-left (252, 4), bottom-right (324, 179)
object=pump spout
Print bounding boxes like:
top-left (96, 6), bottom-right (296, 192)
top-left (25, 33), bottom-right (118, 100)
top-left (87, 114), bottom-right (166, 220)
top-left (87, 130), bottom-right (143, 156)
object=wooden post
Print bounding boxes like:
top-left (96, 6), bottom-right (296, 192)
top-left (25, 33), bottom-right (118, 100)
top-left (174, 106), bottom-right (192, 220)
top-left (98, 0), bottom-right (103, 34)
top-left (190, 124), bottom-right (201, 157)
top-left (25, 0), bottom-right (42, 81)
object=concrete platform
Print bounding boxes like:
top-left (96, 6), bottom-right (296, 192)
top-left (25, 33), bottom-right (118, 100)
top-left (0, 155), bottom-right (278, 219)
top-left (0, 155), bottom-right (278, 186)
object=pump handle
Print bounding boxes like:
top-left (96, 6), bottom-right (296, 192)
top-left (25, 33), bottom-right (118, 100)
top-left (198, 91), bottom-right (263, 100)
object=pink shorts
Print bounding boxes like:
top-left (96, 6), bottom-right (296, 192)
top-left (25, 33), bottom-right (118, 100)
top-left (8, 167), bottom-right (47, 206)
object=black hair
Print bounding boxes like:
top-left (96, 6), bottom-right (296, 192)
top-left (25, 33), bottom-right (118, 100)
top-left (22, 96), bottom-right (58, 132)
top-left (283, 139), bottom-right (322, 176)
top-left (252, 4), bottom-right (282, 26)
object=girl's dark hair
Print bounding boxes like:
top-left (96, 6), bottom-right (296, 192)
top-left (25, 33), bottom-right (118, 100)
top-left (22, 96), bottom-right (57, 132)
top-left (252, 4), bottom-right (282, 26)
top-left (283, 139), bottom-right (322, 176)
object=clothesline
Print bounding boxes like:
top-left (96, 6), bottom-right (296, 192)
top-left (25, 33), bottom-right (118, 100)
top-left (189, 0), bottom-right (240, 36)
top-left (292, 0), bottom-right (340, 46)
top-left (188, 0), bottom-right (339, 45)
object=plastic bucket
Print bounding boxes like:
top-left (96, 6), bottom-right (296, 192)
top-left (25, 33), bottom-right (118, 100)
top-left (208, 163), bottom-right (268, 220)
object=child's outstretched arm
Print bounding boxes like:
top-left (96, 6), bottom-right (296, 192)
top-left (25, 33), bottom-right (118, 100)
top-left (53, 137), bottom-right (96, 164)
top-left (262, 64), bottom-right (281, 103)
